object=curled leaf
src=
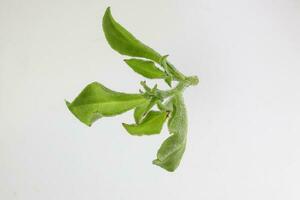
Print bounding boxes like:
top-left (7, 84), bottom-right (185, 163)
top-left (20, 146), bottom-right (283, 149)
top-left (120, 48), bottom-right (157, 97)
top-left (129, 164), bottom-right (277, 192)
top-left (66, 82), bottom-right (147, 126)
top-left (153, 94), bottom-right (188, 171)
top-left (152, 134), bottom-right (186, 172)
top-left (102, 7), bottom-right (162, 63)
top-left (167, 94), bottom-right (187, 136)
top-left (124, 59), bottom-right (166, 79)
top-left (122, 111), bottom-right (167, 136)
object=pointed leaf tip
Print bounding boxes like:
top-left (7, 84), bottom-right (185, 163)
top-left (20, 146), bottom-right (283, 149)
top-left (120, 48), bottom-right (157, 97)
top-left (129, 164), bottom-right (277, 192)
top-left (66, 82), bottom-right (147, 126)
top-left (102, 7), bottom-right (162, 62)
top-left (123, 111), bottom-right (167, 136)
top-left (65, 100), bottom-right (70, 106)
top-left (124, 58), bottom-right (166, 79)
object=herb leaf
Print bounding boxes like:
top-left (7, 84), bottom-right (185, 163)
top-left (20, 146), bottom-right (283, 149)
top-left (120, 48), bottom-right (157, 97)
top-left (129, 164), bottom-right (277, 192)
top-left (102, 7), bottom-right (162, 63)
top-left (152, 134), bottom-right (186, 172)
top-left (134, 98), bottom-right (156, 124)
top-left (167, 94), bottom-right (188, 136)
top-left (66, 82), bottom-right (147, 126)
top-left (122, 111), bottom-right (167, 136)
top-left (124, 59), bottom-right (166, 79)
top-left (153, 94), bottom-right (187, 171)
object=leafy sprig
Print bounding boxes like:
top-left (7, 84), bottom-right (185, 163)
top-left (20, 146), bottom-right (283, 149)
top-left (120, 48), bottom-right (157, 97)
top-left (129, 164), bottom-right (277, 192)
top-left (66, 7), bottom-right (199, 172)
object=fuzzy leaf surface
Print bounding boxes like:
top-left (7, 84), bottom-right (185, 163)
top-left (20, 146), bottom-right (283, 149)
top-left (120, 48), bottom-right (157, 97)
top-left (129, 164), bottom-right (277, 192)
top-left (153, 94), bottom-right (187, 171)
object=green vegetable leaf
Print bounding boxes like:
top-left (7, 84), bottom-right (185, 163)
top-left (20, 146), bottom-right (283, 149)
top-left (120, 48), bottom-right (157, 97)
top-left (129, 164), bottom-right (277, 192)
top-left (122, 111), bottom-right (167, 136)
top-left (160, 55), bottom-right (186, 81)
top-left (134, 98), bottom-right (156, 124)
top-left (167, 94), bottom-right (188, 136)
top-left (153, 94), bottom-right (188, 171)
top-left (102, 7), bottom-right (162, 63)
top-left (124, 59), bottom-right (166, 79)
top-left (66, 82), bottom-right (147, 126)
top-left (152, 134), bottom-right (186, 172)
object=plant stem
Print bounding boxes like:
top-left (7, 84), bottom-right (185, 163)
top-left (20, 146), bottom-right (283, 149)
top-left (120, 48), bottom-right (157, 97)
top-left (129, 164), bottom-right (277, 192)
top-left (166, 61), bottom-right (186, 81)
top-left (158, 75), bottom-right (199, 98)
top-left (142, 58), bottom-right (199, 100)
top-left (160, 56), bottom-right (186, 81)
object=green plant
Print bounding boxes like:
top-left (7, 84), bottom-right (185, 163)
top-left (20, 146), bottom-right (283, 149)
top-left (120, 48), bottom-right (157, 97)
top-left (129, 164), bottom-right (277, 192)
top-left (66, 7), bottom-right (199, 172)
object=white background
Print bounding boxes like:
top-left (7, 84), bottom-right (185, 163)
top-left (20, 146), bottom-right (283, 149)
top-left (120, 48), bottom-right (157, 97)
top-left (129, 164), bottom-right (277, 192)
top-left (1, 0), bottom-right (300, 199)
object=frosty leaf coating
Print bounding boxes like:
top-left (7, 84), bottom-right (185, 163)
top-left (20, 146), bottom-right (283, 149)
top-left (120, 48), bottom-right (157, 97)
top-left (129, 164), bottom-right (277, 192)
top-left (66, 7), bottom-right (199, 172)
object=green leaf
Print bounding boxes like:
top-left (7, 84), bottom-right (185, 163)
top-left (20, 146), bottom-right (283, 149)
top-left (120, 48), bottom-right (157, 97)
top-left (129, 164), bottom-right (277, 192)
top-left (134, 98), bottom-right (156, 124)
top-left (153, 94), bottom-right (188, 171)
top-left (164, 76), bottom-right (172, 87)
top-left (124, 59), bottom-right (166, 79)
top-left (152, 134), bottom-right (186, 172)
top-left (167, 94), bottom-right (188, 136)
top-left (66, 82), bottom-right (147, 126)
top-left (122, 111), bottom-right (167, 136)
top-left (160, 55), bottom-right (186, 81)
top-left (102, 7), bottom-right (162, 63)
